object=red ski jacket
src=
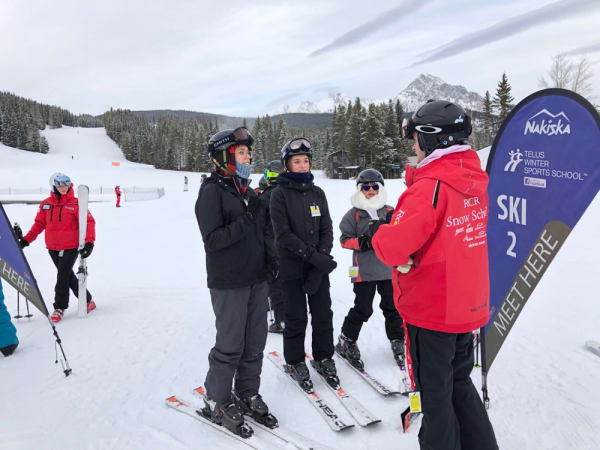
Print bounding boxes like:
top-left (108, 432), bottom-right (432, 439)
top-left (372, 149), bottom-right (490, 333)
top-left (115, 187), bottom-right (121, 196)
top-left (24, 186), bottom-right (95, 251)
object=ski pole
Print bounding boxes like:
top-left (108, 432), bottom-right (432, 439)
top-left (14, 291), bottom-right (23, 319)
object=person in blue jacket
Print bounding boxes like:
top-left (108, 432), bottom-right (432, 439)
top-left (0, 279), bottom-right (19, 356)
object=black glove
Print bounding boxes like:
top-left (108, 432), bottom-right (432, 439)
top-left (79, 242), bottom-right (94, 259)
top-left (18, 238), bottom-right (29, 249)
top-left (308, 251), bottom-right (337, 274)
top-left (358, 235), bottom-right (372, 252)
top-left (303, 266), bottom-right (323, 295)
top-left (13, 224), bottom-right (23, 239)
top-left (384, 209), bottom-right (394, 224)
top-left (369, 219), bottom-right (384, 237)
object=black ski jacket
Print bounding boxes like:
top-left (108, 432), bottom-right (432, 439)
top-left (269, 173), bottom-right (333, 280)
top-left (196, 172), bottom-right (268, 289)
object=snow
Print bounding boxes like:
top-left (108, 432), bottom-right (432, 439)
top-left (1, 127), bottom-right (599, 449)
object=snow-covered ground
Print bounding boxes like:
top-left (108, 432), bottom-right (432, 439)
top-left (0, 127), bottom-right (598, 450)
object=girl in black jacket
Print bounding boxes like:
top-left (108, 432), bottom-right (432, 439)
top-left (269, 138), bottom-right (338, 390)
top-left (195, 127), bottom-right (278, 437)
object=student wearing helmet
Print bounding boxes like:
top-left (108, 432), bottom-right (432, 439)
top-left (260, 160), bottom-right (285, 334)
top-left (19, 173), bottom-right (96, 323)
top-left (372, 100), bottom-right (498, 450)
top-left (195, 127), bottom-right (278, 438)
top-left (336, 168), bottom-right (406, 370)
top-left (269, 138), bottom-right (338, 390)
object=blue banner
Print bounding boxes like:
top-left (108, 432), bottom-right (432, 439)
top-left (483, 89), bottom-right (600, 370)
top-left (0, 203), bottom-right (49, 316)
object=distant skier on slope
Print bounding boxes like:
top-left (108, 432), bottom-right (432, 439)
top-left (269, 138), bottom-right (338, 389)
top-left (195, 127), bottom-right (278, 438)
top-left (260, 160), bottom-right (284, 333)
top-left (0, 279), bottom-right (19, 357)
top-left (372, 100), bottom-right (498, 450)
top-left (19, 173), bottom-right (97, 323)
top-left (336, 168), bottom-right (406, 369)
top-left (115, 185), bottom-right (121, 207)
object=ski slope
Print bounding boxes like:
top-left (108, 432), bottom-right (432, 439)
top-left (0, 127), bottom-right (598, 450)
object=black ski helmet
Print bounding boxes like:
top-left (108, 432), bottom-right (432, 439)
top-left (208, 127), bottom-right (254, 174)
top-left (356, 168), bottom-right (384, 186)
top-left (281, 138), bottom-right (313, 169)
top-left (402, 100), bottom-right (471, 155)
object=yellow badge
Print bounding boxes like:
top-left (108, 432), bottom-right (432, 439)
top-left (409, 392), bottom-right (422, 413)
top-left (348, 266), bottom-right (359, 278)
top-left (310, 205), bottom-right (321, 217)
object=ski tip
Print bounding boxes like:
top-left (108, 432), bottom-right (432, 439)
top-left (268, 350), bottom-right (279, 357)
top-left (166, 396), bottom-right (187, 406)
top-left (193, 386), bottom-right (206, 396)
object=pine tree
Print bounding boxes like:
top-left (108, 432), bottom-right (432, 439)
top-left (492, 73), bottom-right (514, 126)
top-left (482, 90), bottom-right (494, 146)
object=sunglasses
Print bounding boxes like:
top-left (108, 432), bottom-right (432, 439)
top-left (362, 184), bottom-right (380, 191)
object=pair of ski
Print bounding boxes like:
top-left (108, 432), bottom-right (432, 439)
top-left (334, 349), bottom-right (420, 433)
top-left (77, 185), bottom-right (89, 318)
top-left (268, 350), bottom-right (380, 432)
top-left (166, 387), bottom-right (321, 450)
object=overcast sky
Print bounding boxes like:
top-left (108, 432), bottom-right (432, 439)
top-left (1, 0), bottom-right (599, 116)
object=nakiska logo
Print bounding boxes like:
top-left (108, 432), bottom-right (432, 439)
top-left (504, 149), bottom-right (523, 172)
top-left (524, 109), bottom-right (571, 136)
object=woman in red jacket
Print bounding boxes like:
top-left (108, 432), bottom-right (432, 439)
top-left (19, 173), bottom-right (96, 323)
top-left (372, 101), bottom-right (497, 450)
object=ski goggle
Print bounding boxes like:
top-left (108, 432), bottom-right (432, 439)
top-left (289, 138), bottom-right (311, 151)
top-left (264, 169), bottom-right (280, 179)
top-left (53, 175), bottom-right (71, 187)
top-left (211, 126), bottom-right (254, 149)
top-left (362, 183), bottom-right (380, 191)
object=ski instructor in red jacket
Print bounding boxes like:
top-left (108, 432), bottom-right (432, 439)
top-left (19, 173), bottom-right (97, 323)
top-left (372, 100), bottom-right (497, 450)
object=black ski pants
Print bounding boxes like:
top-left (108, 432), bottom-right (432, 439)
top-left (282, 275), bottom-right (334, 364)
top-left (406, 324), bottom-right (498, 450)
top-left (48, 249), bottom-right (92, 310)
top-left (268, 277), bottom-right (284, 323)
top-left (341, 280), bottom-right (404, 342)
top-left (205, 281), bottom-right (269, 405)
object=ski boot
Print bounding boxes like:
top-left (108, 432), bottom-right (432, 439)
top-left (0, 343), bottom-right (18, 357)
top-left (200, 396), bottom-right (254, 438)
top-left (311, 358), bottom-right (340, 389)
top-left (335, 333), bottom-right (364, 370)
top-left (391, 338), bottom-right (406, 369)
top-left (235, 393), bottom-right (279, 429)
top-left (268, 321), bottom-right (284, 334)
top-left (285, 361), bottom-right (313, 392)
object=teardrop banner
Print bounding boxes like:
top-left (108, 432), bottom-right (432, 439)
top-left (482, 89), bottom-right (600, 372)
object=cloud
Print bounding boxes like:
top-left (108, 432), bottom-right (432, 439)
top-left (312, 86), bottom-right (341, 94)
top-left (411, 0), bottom-right (600, 66)
top-left (561, 42), bottom-right (600, 57)
top-left (309, 0), bottom-right (434, 57)
top-left (265, 92), bottom-right (302, 107)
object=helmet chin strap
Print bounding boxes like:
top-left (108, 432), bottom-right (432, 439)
top-left (212, 157), bottom-right (236, 176)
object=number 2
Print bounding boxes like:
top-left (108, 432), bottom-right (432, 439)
top-left (506, 231), bottom-right (516, 258)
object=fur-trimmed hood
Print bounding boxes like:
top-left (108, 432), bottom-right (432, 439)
top-left (351, 182), bottom-right (388, 211)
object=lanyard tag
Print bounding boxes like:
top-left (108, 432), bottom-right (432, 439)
top-left (348, 266), bottom-right (359, 278)
top-left (409, 391), bottom-right (422, 413)
top-left (310, 205), bottom-right (321, 217)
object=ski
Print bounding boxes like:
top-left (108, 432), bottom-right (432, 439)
top-left (267, 351), bottom-right (354, 432)
top-left (586, 340), bottom-right (600, 358)
top-left (77, 184), bottom-right (89, 318)
top-left (400, 405), bottom-right (421, 433)
top-left (395, 359), bottom-right (413, 395)
top-left (165, 395), bottom-right (261, 449)
top-left (193, 386), bottom-right (318, 450)
top-left (306, 354), bottom-right (380, 427)
top-left (334, 351), bottom-right (401, 396)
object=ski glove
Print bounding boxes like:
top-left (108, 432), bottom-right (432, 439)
top-left (18, 238), bottom-right (29, 249)
top-left (308, 251), bottom-right (337, 274)
top-left (358, 235), bottom-right (372, 252)
top-left (303, 266), bottom-right (323, 295)
top-left (79, 242), bottom-right (94, 259)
